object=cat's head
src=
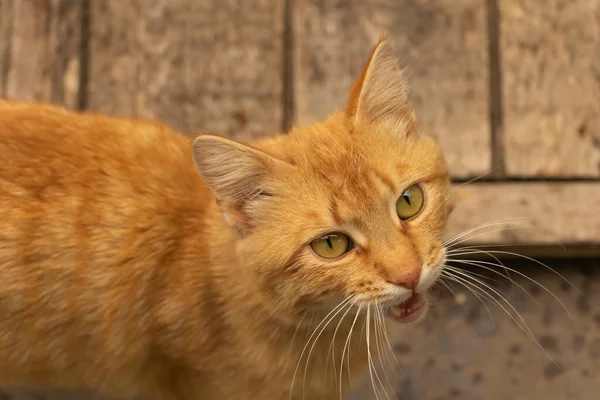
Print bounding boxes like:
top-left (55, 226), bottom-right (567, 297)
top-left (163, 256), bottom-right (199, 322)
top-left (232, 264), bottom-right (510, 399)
top-left (193, 39), bottom-right (452, 323)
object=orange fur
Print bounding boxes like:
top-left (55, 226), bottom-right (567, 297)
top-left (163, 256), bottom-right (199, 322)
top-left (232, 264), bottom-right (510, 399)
top-left (0, 40), bottom-right (451, 399)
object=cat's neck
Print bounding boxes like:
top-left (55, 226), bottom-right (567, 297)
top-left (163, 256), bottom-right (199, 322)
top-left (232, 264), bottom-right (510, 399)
top-left (154, 193), bottom-right (377, 389)
top-left (204, 203), bottom-right (289, 324)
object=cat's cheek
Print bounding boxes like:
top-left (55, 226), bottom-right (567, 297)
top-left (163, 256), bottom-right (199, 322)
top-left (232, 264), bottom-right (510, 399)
top-left (296, 263), bottom-right (355, 306)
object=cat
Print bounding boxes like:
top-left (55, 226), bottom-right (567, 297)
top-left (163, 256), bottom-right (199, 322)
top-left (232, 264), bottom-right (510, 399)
top-left (0, 38), bottom-right (452, 400)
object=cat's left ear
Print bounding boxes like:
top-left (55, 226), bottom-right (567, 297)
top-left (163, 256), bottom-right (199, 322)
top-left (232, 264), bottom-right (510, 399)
top-left (192, 135), bottom-right (289, 235)
top-left (345, 38), bottom-right (417, 135)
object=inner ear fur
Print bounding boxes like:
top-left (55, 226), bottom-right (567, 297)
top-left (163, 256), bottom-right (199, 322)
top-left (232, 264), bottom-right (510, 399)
top-left (192, 135), bottom-right (290, 234)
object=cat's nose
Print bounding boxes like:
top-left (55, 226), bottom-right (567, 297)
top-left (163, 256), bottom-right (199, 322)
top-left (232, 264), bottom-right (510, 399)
top-left (387, 264), bottom-right (421, 290)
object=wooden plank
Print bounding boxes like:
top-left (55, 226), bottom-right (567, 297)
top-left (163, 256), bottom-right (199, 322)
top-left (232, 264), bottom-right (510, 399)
top-left (0, 0), bottom-right (10, 95)
top-left (0, 0), bottom-right (81, 109)
top-left (501, 0), bottom-right (600, 177)
top-left (87, 0), bottom-right (283, 141)
top-left (447, 182), bottom-right (600, 246)
top-left (293, 0), bottom-right (491, 178)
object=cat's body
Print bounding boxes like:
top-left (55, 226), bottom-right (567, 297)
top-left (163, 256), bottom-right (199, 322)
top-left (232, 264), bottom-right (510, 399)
top-left (0, 99), bottom-right (368, 400)
top-left (0, 40), bottom-right (452, 400)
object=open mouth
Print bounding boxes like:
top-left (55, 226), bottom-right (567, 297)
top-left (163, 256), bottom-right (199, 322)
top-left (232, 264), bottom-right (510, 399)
top-left (386, 292), bottom-right (427, 323)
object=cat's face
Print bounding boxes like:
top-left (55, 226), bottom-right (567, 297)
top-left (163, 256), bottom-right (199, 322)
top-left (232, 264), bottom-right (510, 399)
top-left (244, 117), bottom-right (450, 321)
top-left (193, 39), bottom-right (452, 322)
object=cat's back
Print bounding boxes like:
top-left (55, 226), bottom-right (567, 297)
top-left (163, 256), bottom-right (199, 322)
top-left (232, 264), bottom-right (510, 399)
top-left (0, 99), bottom-right (204, 234)
top-left (0, 99), bottom-right (203, 204)
top-left (0, 99), bottom-right (195, 182)
top-left (0, 99), bottom-right (208, 260)
top-left (0, 99), bottom-right (213, 393)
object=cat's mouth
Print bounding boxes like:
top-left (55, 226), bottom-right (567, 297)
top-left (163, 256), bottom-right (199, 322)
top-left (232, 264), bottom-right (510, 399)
top-left (386, 292), bottom-right (427, 323)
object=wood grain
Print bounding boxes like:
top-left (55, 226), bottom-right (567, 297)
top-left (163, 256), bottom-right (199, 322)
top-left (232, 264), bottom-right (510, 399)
top-left (0, 0), bottom-right (81, 109)
top-left (501, 0), bottom-right (600, 177)
top-left (447, 182), bottom-right (600, 246)
top-left (293, 0), bottom-right (491, 178)
top-left (87, 0), bottom-right (284, 141)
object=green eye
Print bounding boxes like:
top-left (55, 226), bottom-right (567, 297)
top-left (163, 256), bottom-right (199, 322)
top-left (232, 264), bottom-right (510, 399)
top-left (310, 233), bottom-right (353, 259)
top-left (396, 184), bottom-right (425, 220)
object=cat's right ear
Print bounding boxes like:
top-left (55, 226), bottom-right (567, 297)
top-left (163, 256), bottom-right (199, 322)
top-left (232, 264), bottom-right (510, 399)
top-left (345, 38), bottom-right (417, 136)
top-left (192, 135), bottom-right (287, 235)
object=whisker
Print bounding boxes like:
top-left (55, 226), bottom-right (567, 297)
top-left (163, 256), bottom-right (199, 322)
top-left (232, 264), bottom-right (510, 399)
top-left (443, 218), bottom-right (531, 247)
top-left (448, 249), bottom-right (579, 293)
top-left (359, 315), bottom-right (367, 344)
top-left (439, 274), bottom-right (497, 333)
top-left (445, 263), bottom-right (536, 305)
top-left (448, 245), bottom-right (514, 281)
top-left (339, 305), bottom-right (361, 399)
top-left (288, 296), bottom-right (355, 400)
top-left (437, 277), bottom-right (457, 296)
top-left (446, 258), bottom-right (572, 319)
top-left (446, 225), bottom-right (532, 249)
top-left (376, 304), bottom-right (400, 369)
top-left (366, 306), bottom-right (391, 400)
top-left (443, 269), bottom-right (558, 366)
top-left (445, 264), bottom-right (499, 284)
top-left (453, 170), bottom-right (493, 188)
top-left (449, 243), bottom-right (540, 249)
top-left (442, 272), bottom-right (524, 337)
top-left (365, 307), bottom-right (379, 400)
top-left (326, 298), bottom-right (359, 385)
top-left (444, 218), bottom-right (528, 246)
top-left (302, 298), bottom-right (356, 396)
top-left (445, 269), bottom-right (533, 334)
top-left (373, 303), bottom-right (395, 395)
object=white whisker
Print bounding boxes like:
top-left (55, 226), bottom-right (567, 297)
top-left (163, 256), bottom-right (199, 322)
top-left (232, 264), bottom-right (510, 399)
top-left (443, 218), bottom-right (531, 248)
top-left (446, 258), bottom-right (572, 319)
top-left (445, 263), bottom-right (536, 305)
top-left (339, 305), bottom-right (361, 399)
top-left (325, 298), bottom-right (358, 386)
top-left (439, 275), bottom-right (497, 333)
top-left (443, 269), bottom-right (558, 366)
top-left (302, 298), bottom-right (356, 397)
top-left (437, 277), bottom-right (457, 295)
top-left (366, 306), bottom-right (391, 400)
top-left (447, 225), bottom-right (532, 249)
top-left (288, 296), bottom-right (355, 400)
top-left (448, 245), bottom-right (512, 280)
top-left (376, 304), bottom-right (399, 369)
top-left (453, 171), bottom-right (493, 188)
top-left (373, 304), bottom-right (395, 395)
top-left (448, 248), bottom-right (579, 293)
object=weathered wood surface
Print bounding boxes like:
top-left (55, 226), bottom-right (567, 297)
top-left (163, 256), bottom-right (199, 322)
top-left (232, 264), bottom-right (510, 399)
top-left (87, 0), bottom-right (283, 142)
top-left (293, 0), bottom-right (491, 178)
top-left (0, 0), bottom-right (599, 249)
top-left (501, 0), bottom-right (600, 178)
top-left (0, 389), bottom-right (104, 400)
top-left (0, 0), bottom-right (81, 109)
top-left (447, 182), bottom-right (600, 246)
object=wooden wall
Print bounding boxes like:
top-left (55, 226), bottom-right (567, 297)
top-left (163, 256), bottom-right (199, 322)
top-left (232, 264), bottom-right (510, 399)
top-left (1, 0), bottom-right (599, 252)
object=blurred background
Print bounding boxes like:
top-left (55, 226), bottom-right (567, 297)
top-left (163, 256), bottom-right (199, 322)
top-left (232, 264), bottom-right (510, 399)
top-left (0, 0), bottom-right (599, 399)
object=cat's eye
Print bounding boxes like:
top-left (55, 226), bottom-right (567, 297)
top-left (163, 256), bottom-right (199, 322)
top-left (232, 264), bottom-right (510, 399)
top-left (310, 233), bottom-right (353, 259)
top-left (396, 184), bottom-right (425, 221)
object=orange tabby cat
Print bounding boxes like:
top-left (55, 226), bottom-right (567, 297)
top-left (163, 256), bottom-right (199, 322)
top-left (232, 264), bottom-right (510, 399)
top-left (0, 39), bottom-right (451, 400)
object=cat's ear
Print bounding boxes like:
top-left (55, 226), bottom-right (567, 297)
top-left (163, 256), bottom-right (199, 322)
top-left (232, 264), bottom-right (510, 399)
top-left (192, 135), bottom-right (287, 235)
top-left (345, 38), bottom-right (417, 135)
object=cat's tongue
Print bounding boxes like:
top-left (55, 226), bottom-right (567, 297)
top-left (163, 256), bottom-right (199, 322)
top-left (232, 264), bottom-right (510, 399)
top-left (387, 293), bottom-right (426, 323)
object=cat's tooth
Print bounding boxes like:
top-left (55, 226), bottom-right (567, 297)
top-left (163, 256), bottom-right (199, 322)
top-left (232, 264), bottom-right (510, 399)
top-left (389, 305), bottom-right (405, 318)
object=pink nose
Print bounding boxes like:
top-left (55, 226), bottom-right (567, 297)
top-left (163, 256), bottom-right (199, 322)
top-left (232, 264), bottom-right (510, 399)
top-left (387, 266), bottom-right (421, 290)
